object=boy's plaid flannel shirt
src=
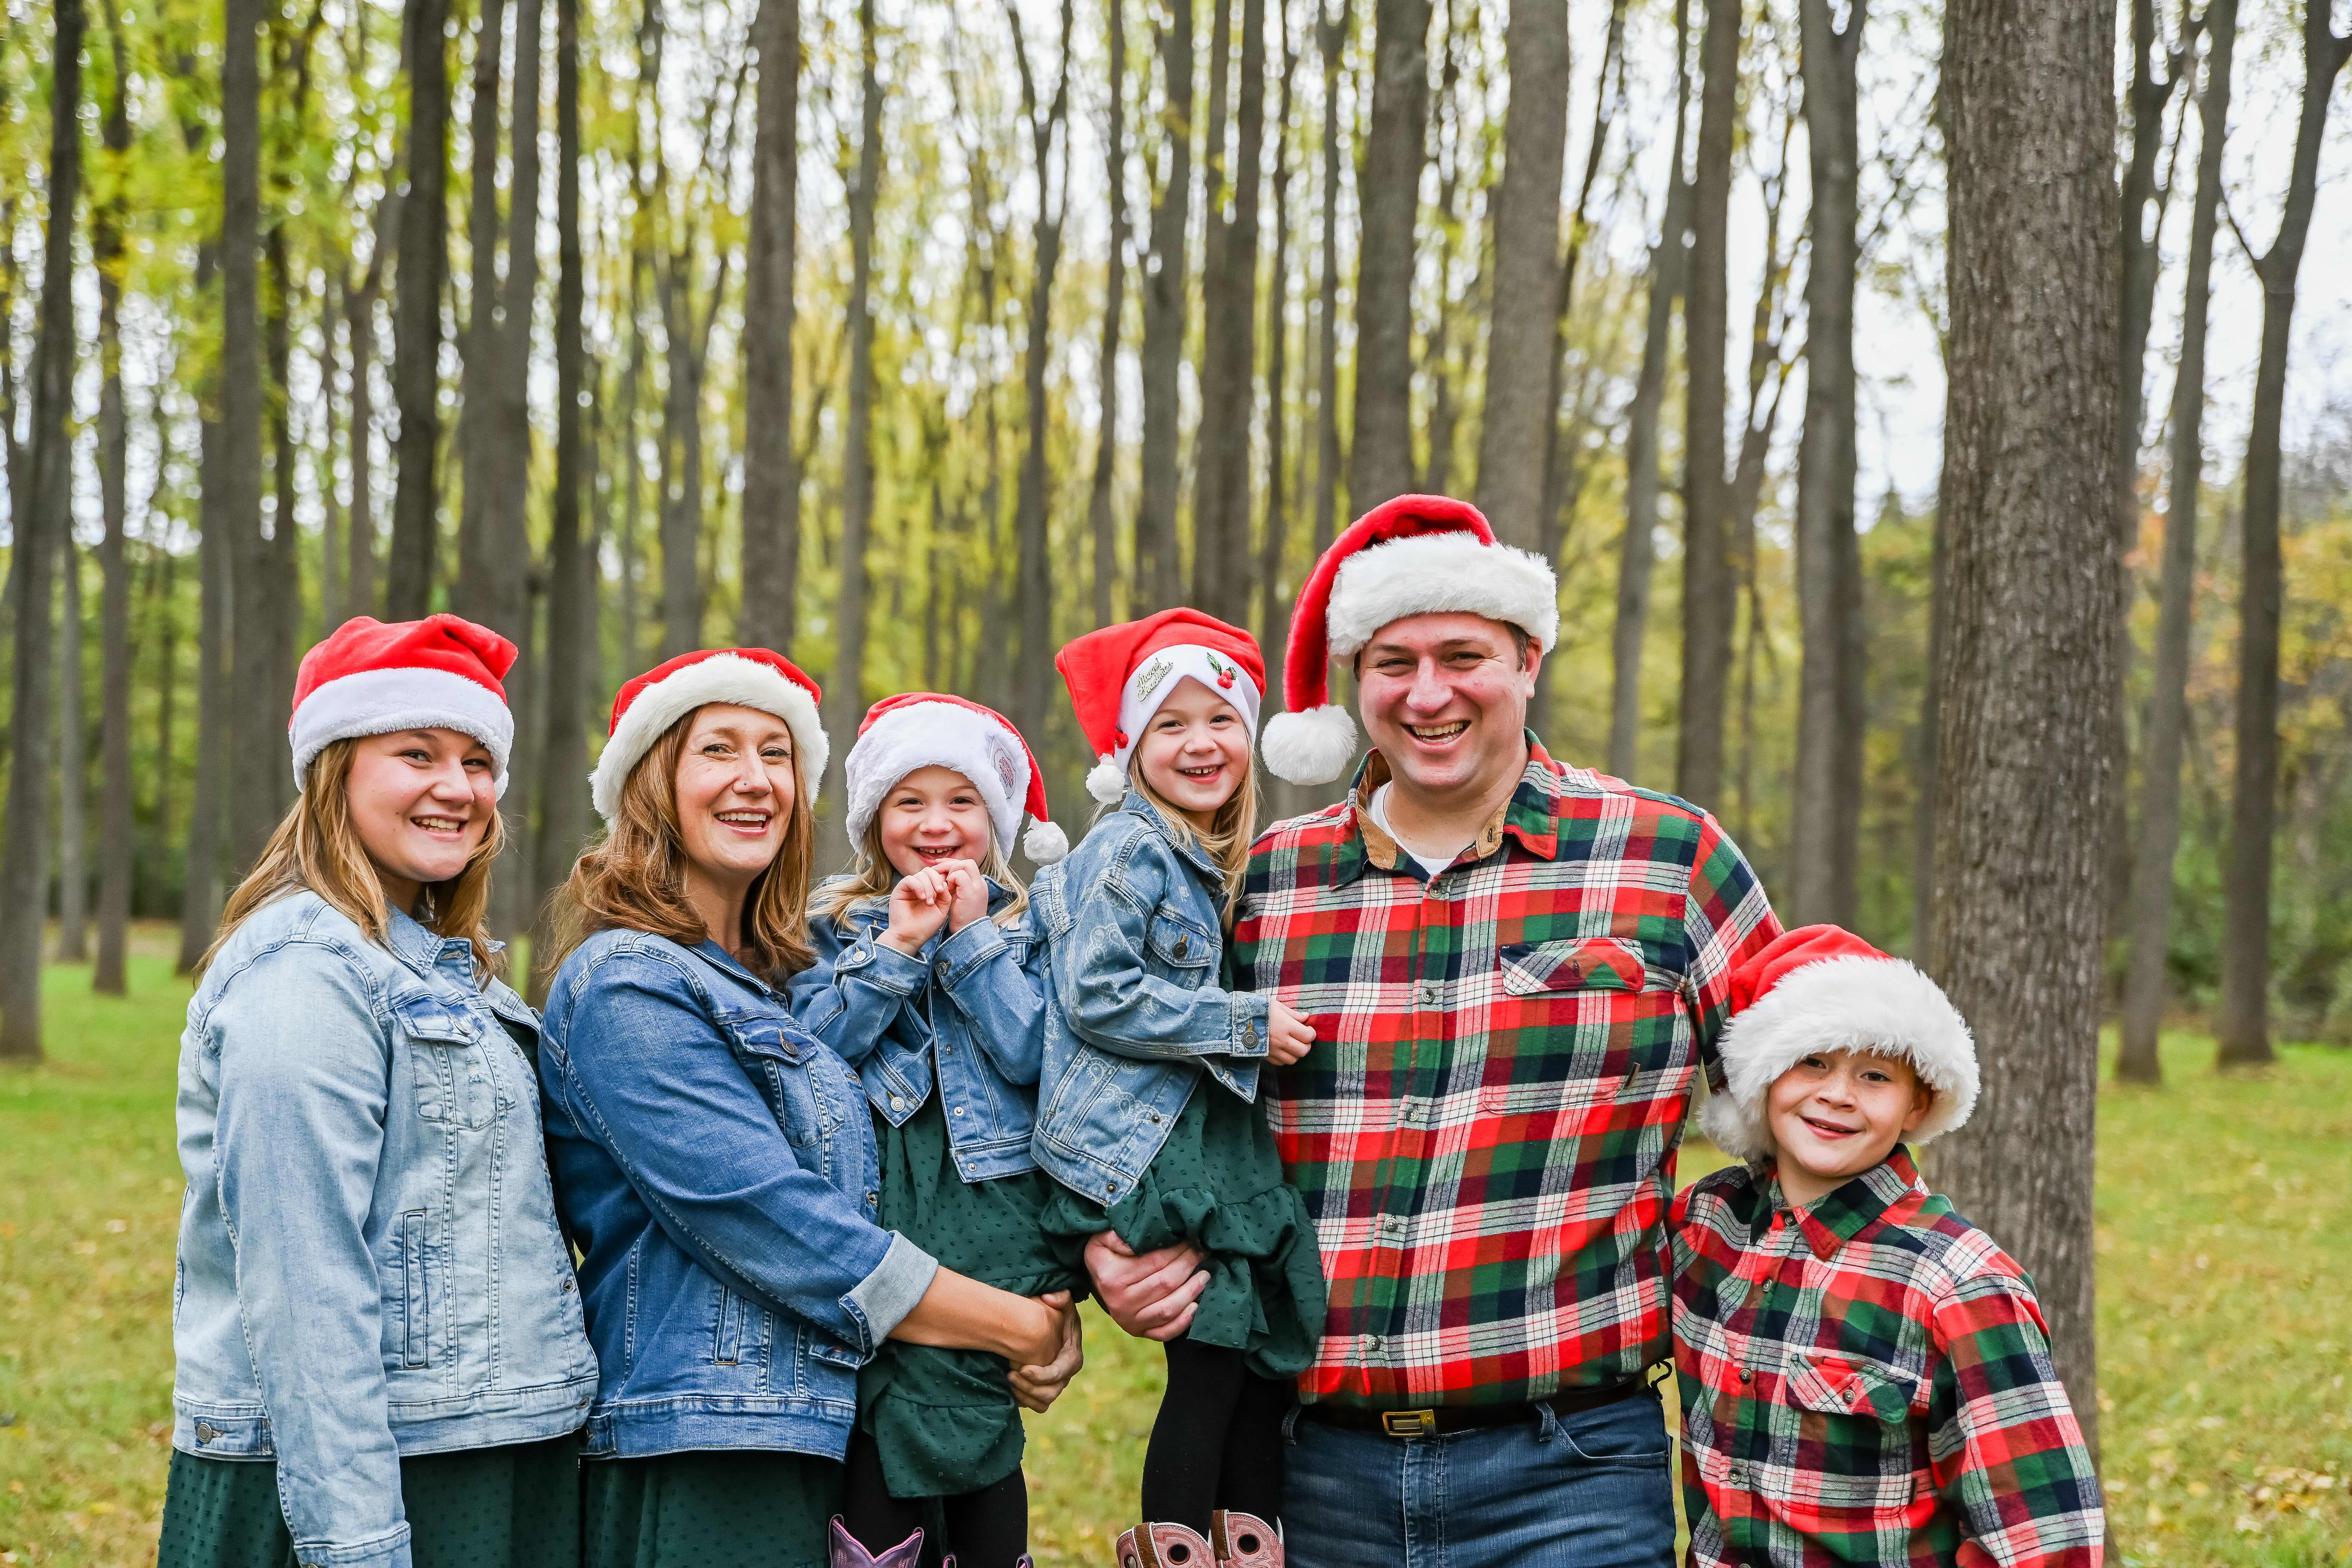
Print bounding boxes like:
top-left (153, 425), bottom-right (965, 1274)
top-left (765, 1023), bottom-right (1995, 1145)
top-left (1672, 1150), bottom-right (2104, 1568)
top-left (1231, 737), bottom-right (1779, 1408)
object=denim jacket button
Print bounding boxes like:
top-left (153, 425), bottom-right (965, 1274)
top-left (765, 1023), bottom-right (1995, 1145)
top-left (890, 1094), bottom-right (907, 1111)
top-left (866, 1190), bottom-right (880, 1207)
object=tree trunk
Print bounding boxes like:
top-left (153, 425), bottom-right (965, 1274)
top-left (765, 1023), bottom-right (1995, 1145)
top-left (2217, 6), bottom-right (2350, 1067)
top-left (388, 0), bottom-right (451, 618)
top-left (1088, 0), bottom-right (1131, 630)
top-left (1193, 0), bottom-right (1266, 626)
top-left (1135, 0), bottom-right (1195, 612)
top-left (455, 0), bottom-right (509, 622)
top-left (657, 264), bottom-right (709, 658)
top-left (1472, 0), bottom-right (1567, 550)
top-left (1311, 0), bottom-right (1347, 560)
top-left (1255, 11), bottom-right (1300, 667)
top-left (1790, 0), bottom-right (1865, 926)
top-left (1675, 0), bottom-right (1738, 813)
top-left (180, 402), bottom-right (232, 973)
top-left (0, 0), bottom-right (84, 1056)
top-left (95, 19), bottom-right (135, 992)
top-left (1348, 0), bottom-right (1430, 511)
top-left (265, 226), bottom-right (303, 819)
top-left (739, 0), bottom-right (800, 653)
top-left (1609, 0), bottom-right (1690, 783)
top-left (150, 552), bottom-right (182, 904)
top-left (2120, 0), bottom-right (2232, 1084)
top-left (1931, 0), bottom-right (2121, 1446)
top-left (58, 540), bottom-right (90, 962)
top-left (218, 0), bottom-right (275, 877)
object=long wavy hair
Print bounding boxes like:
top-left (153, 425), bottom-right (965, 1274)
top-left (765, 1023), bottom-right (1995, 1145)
top-left (205, 737), bottom-right (506, 978)
top-left (807, 814), bottom-right (1031, 933)
top-left (542, 710), bottom-right (818, 988)
top-left (1131, 758), bottom-right (1259, 922)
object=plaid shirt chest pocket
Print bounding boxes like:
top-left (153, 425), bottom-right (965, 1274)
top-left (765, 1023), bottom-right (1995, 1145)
top-left (1478, 936), bottom-right (1685, 1115)
top-left (1769, 1350), bottom-right (1926, 1512)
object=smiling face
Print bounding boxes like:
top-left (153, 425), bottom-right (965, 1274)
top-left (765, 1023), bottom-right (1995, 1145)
top-left (1765, 1048), bottom-right (1933, 1206)
top-left (876, 764), bottom-right (994, 877)
top-left (1355, 611), bottom-right (1540, 804)
top-left (1132, 676), bottom-right (1253, 829)
top-left (671, 703), bottom-right (799, 896)
top-left (344, 728), bottom-right (500, 911)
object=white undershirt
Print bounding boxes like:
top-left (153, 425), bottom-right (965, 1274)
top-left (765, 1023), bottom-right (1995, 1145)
top-left (1368, 783), bottom-right (1468, 878)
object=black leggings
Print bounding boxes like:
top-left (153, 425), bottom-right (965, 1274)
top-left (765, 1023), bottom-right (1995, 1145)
top-left (1140, 1338), bottom-right (1292, 1535)
top-left (840, 1431), bottom-right (1030, 1568)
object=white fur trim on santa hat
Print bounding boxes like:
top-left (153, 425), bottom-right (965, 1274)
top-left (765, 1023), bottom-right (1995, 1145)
top-left (291, 666), bottom-right (516, 798)
top-left (1325, 532), bottom-right (1560, 660)
top-left (1703, 952), bottom-right (1980, 1161)
top-left (1262, 704), bottom-right (1358, 787)
top-left (589, 654), bottom-right (829, 826)
top-left (843, 700), bottom-right (1031, 859)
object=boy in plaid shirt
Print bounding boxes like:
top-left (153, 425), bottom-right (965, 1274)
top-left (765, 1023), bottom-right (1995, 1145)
top-left (1672, 925), bottom-right (2103, 1568)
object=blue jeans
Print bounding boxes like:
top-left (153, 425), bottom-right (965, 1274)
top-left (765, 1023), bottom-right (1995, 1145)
top-left (1280, 1390), bottom-right (1677, 1568)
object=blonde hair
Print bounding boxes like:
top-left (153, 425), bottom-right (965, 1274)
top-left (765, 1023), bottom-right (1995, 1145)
top-left (205, 737), bottom-right (505, 979)
top-left (1131, 759), bottom-right (1259, 921)
top-left (808, 814), bottom-right (1032, 933)
top-left (542, 710), bottom-right (818, 988)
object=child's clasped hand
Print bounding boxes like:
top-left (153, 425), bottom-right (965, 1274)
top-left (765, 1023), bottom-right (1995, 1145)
top-left (1264, 998), bottom-right (1316, 1065)
top-left (878, 857), bottom-right (986, 953)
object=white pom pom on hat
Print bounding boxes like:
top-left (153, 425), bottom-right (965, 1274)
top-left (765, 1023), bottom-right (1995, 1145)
top-left (843, 693), bottom-right (1067, 865)
top-left (1264, 494), bottom-right (1560, 785)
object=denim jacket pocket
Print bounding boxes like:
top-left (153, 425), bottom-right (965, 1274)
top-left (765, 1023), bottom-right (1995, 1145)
top-left (385, 1207), bottom-right (435, 1370)
top-left (721, 1011), bottom-right (850, 1151)
top-left (395, 991), bottom-right (501, 1128)
top-left (1145, 906), bottom-right (1216, 977)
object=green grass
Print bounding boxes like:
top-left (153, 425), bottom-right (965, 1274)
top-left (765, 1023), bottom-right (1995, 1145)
top-left (4, 945), bottom-right (2346, 1565)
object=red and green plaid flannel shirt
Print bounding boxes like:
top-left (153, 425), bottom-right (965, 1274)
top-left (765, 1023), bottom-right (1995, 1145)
top-left (1231, 737), bottom-right (1779, 1408)
top-left (1671, 1150), bottom-right (2104, 1568)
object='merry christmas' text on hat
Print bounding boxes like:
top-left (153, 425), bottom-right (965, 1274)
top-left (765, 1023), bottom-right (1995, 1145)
top-left (289, 614), bottom-right (520, 796)
top-left (1054, 608), bottom-right (1266, 805)
top-left (1698, 923), bottom-right (1980, 1162)
top-left (590, 648), bottom-right (828, 827)
top-left (843, 693), bottom-right (1067, 864)
top-left (1262, 493), bottom-right (1561, 786)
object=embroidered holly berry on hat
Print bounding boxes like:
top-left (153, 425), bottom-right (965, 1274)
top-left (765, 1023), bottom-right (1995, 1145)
top-left (1207, 651), bottom-right (1239, 689)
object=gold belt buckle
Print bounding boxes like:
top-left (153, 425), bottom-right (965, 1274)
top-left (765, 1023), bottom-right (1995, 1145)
top-left (1381, 1408), bottom-right (1438, 1438)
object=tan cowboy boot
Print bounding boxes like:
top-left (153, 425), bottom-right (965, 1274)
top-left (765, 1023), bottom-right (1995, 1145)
top-left (1114, 1521), bottom-right (1216, 1567)
top-left (827, 1517), bottom-right (925, 1568)
top-left (1208, 1511), bottom-right (1282, 1568)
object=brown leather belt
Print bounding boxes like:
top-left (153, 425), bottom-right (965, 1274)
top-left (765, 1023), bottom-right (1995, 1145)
top-left (1299, 1377), bottom-right (1650, 1438)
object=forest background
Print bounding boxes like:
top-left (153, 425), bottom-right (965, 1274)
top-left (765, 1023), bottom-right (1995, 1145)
top-left (1, 0), bottom-right (2351, 1529)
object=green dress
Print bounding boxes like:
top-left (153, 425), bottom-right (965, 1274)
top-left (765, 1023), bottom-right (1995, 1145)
top-left (858, 1088), bottom-right (1086, 1500)
top-left (581, 1449), bottom-right (843, 1568)
top-left (157, 1433), bottom-right (582, 1568)
top-left (1039, 1070), bottom-right (1327, 1381)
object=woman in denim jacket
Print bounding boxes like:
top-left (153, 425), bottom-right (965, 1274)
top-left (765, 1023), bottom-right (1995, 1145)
top-left (790, 694), bottom-right (1083, 1568)
top-left (1030, 610), bottom-right (1326, 1545)
top-left (160, 616), bottom-right (596, 1568)
top-left (535, 651), bottom-right (1079, 1568)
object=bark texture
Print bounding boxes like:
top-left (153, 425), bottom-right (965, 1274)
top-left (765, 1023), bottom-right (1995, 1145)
top-left (1193, 0), bottom-right (1269, 626)
top-left (1348, 0), bottom-right (1431, 511)
top-left (1088, 0), bottom-right (1131, 630)
top-left (95, 18), bottom-right (135, 993)
top-left (1135, 0), bottom-right (1195, 611)
top-left (388, 0), bottom-right (451, 618)
top-left (738, 0), bottom-right (800, 652)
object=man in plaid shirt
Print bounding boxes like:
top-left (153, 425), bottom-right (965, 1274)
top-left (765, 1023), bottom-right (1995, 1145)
top-left (1675, 925), bottom-right (2102, 1567)
top-left (1084, 497), bottom-right (1780, 1567)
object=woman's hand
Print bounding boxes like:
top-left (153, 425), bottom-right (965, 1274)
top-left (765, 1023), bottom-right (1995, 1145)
top-left (1083, 1230), bottom-right (1207, 1341)
top-left (879, 866), bottom-right (955, 955)
top-left (1265, 999), bottom-right (1317, 1066)
top-left (1009, 1292), bottom-right (1084, 1412)
top-left (893, 1269), bottom-right (1072, 1367)
top-left (941, 859), bottom-right (992, 933)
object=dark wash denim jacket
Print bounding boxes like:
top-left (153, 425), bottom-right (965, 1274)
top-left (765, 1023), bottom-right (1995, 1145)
top-left (1029, 790), bottom-right (1273, 1206)
top-left (173, 894), bottom-right (595, 1568)
top-left (538, 928), bottom-right (938, 1460)
top-left (790, 878), bottom-right (1047, 1181)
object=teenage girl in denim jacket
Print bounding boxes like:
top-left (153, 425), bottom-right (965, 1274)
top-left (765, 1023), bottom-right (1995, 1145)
top-left (1029, 610), bottom-right (1327, 1548)
top-left (789, 694), bottom-right (1083, 1568)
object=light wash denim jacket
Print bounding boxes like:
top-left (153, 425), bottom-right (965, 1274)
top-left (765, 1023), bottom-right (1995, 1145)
top-left (538, 928), bottom-right (938, 1461)
top-left (789, 878), bottom-right (1046, 1181)
top-left (172, 892), bottom-right (597, 1568)
top-left (1029, 790), bottom-right (1273, 1205)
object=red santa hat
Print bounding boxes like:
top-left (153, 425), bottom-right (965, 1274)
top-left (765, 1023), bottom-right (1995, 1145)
top-left (844, 693), bottom-right (1067, 865)
top-left (1263, 494), bottom-right (1560, 786)
top-left (590, 648), bottom-right (827, 827)
top-left (1053, 608), bottom-right (1266, 806)
top-left (1699, 924), bottom-right (1981, 1161)
top-left (289, 614), bottom-right (519, 796)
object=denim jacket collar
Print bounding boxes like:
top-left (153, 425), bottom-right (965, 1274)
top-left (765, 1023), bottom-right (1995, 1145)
top-left (381, 906), bottom-right (490, 982)
top-left (1117, 789), bottom-right (1225, 884)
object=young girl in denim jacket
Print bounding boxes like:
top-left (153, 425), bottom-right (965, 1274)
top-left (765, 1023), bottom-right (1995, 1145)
top-left (791, 695), bottom-right (1082, 1568)
top-left (1030, 609), bottom-right (1327, 1552)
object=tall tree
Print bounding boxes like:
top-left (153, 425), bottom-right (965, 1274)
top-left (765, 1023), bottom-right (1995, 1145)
top-left (1348, 0), bottom-right (1431, 510)
top-left (454, 0), bottom-right (510, 621)
top-left (1472, 0), bottom-right (1568, 550)
top-left (1135, 0), bottom-right (1196, 611)
top-left (1675, 0), bottom-right (1739, 812)
top-left (1088, 0), bottom-right (1131, 630)
top-left (485, 0), bottom-right (545, 649)
top-left (95, 9), bottom-right (137, 994)
top-left (180, 288), bottom-right (232, 974)
top-left (0, 0), bottom-right (85, 1057)
top-left (1789, 0), bottom-right (1866, 925)
top-left (1255, 7), bottom-right (1302, 662)
top-left (1932, 0), bottom-right (2121, 1441)
top-left (1007, 0), bottom-right (1079, 746)
top-left (58, 542), bottom-right (90, 962)
top-left (388, 0), bottom-right (452, 617)
top-left (1192, 0), bottom-right (1268, 625)
top-left (2216, 0), bottom-right (2350, 1067)
top-left (2120, 0), bottom-right (2232, 1084)
top-left (738, 0), bottom-right (800, 652)
top-left (1310, 0), bottom-right (1349, 563)
top-left (221, 0), bottom-right (276, 871)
